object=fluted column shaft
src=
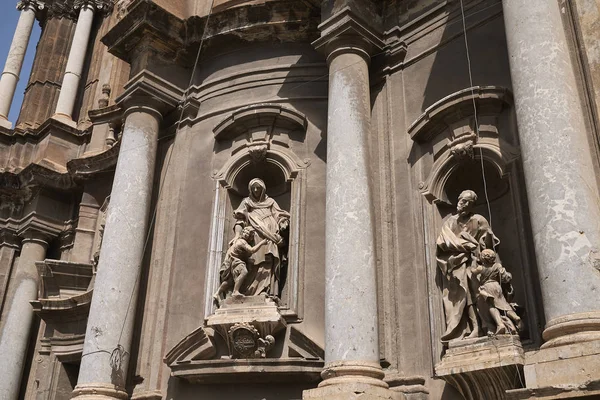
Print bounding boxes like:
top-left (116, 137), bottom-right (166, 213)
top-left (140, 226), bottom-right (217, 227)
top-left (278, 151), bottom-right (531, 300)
top-left (73, 107), bottom-right (161, 400)
top-left (503, 0), bottom-right (600, 348)
top-left (53, 3), bottom-right (95, 126)
top-left (0, 1), bottom-right (38, 129)
top-left (0, 232), bottom-right (48, 400)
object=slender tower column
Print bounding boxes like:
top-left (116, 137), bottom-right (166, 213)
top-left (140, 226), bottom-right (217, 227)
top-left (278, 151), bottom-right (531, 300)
top-left (0, 0), bottom-right (40, 129)
top-left (304, 11), bottom-right (402, 400)
top-left (0, 231), bottom-right (48, 400)
top-left (73, 106), bottom-right (161, 400)
top-left (52, 1), bottom-right (95, 127)
top-left (503, 0), bottom-right (600, 349)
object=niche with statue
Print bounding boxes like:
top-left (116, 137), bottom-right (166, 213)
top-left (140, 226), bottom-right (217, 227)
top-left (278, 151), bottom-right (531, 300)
top-left (165, 104), bottom-right (322, 383)
top-left (410, 87), bottom-right (542, 399)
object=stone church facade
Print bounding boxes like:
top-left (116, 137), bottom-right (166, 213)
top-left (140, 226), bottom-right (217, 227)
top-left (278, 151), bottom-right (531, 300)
top-left (0, 0), bottom-right (599, 399)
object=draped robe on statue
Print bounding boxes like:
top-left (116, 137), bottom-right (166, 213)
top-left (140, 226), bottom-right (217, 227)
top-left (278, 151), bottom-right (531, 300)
top-left (436, 213), bottom-right (499, 342)
top-left (233, 179), bottom-right (290, 297)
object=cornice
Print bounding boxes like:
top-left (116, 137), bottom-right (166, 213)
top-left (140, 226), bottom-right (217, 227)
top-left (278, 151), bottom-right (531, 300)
top-left (116, 70), bottom-right (190, 119)
top-left (408, 86), bottom-right (513, 143)
top-left (103, 0), bottom-right (320, 71)
top-left (313, 6), bottom-right (385, 61)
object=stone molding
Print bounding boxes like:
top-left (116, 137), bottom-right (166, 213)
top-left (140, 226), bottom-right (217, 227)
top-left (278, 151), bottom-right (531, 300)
top-left (103, 0), bottom-right (319, 71)
top-left (313, 6), bottom-right (385, 63)
top-left (165, 324), bottom-right (323, 384)
top-left (435, 335), bottom-right (525, 400)
top-left (541, 311), bottom-right (600, 349)
top-left (408, 86), bottom-right (513, 143)
top-left (0, 229), bottom-right (21, 249)
top-left (116, 70), bottom-right (187, 122)
top-left (413, 87), bottom-right (520, 206)
top-left (213, 103), bottom-right (307, 141)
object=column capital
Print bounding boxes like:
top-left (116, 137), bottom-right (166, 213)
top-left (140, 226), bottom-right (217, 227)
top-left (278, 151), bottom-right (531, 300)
top-left (19, 229), bottom-right (51, 247)
top-left (74, 0), bottom-right (114, 14)
top-left (312, 7), bottom-right (384, 64)
top-left (116, 71), bottom-right (183, 119)
top-left (16, 0), bottom-right (44, 12)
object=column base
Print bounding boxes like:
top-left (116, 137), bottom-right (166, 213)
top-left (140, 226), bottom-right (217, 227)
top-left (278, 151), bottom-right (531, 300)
top-left (541, 311), bottom-right (600, 349)
top-left (72, 383), bottom-right (128, 400)
top-left (303, 361), bottom-right (405, 399)
top-left (303, 383), bottom-right (406, 400)
top-left (51, 113), bottom-right (77, 128)
top-left (506, 338), bottom-right (600, 399)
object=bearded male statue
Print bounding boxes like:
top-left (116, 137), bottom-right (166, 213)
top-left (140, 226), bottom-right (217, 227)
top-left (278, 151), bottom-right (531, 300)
top-left (436, 190), bottom-right (499, 342)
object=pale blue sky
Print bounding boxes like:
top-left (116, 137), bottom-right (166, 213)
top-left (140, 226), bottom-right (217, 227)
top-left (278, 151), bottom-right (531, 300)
top-left (0, 4), bottom-right (42, 124)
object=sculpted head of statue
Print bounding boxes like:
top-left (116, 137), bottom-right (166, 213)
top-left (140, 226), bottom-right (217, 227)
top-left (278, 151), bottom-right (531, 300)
top-left (457, 189), bottom-right (478, 215)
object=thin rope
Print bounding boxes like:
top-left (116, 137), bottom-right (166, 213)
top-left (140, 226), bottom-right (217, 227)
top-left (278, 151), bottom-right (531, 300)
top-left (459, 0), bottom-right (524, 388)
top-left (458, 0), bottom-right (495, 241)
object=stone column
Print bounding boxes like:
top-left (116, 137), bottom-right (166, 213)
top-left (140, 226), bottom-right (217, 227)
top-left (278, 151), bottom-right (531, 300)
top-left (0, 231), bottom-right (48, 400)
top-left (305, 16), bottom-right (401, 400)
top-left (73, 106), bottom-right (161, 400)
top-left (503, 0), bottom-right (600, 348)
top-left (0, 0), bottom-right (40, 129)
top-left (53, 2), bottom-right (95, 127)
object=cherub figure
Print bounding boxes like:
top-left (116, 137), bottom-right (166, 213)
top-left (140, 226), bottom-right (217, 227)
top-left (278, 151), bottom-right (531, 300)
top-left (473, 249), bottom-right (523, 335)
top-left (213, 227), bottom-right (268, 306)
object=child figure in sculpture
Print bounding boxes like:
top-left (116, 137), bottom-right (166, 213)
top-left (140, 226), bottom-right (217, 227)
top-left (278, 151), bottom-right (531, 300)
top-left (213, 227), bottom-right (268, 306)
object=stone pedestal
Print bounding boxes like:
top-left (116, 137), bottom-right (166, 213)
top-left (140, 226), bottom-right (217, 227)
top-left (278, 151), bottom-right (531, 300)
top-left (0, 1), bottom-right (38, 129)
top-left (506, 338), bottom-right (600, 399)
top-left (207, 295), bottom-right (286, 359)
top-left (0, 232), bottom-right (48, 400)
top-left (435, 336), bottom-right (525, 400)
top-left (53, 3), bottom-right (95, 127)
top-left (72, 107), bottom-right (161, 400)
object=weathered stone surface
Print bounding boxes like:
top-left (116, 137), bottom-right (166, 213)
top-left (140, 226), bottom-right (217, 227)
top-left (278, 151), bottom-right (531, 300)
top-left (435, 335), bottom-right (524, 400)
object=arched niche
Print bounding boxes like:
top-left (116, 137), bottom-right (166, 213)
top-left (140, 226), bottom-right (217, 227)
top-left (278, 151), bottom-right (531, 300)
top-left (205, 105), bottom-right (310, 322)
top-left (411, 86), bottom-right (542, 361)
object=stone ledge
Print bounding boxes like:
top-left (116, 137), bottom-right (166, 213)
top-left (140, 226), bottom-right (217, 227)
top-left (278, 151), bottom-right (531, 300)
top-left (435, 335), bottom-right (525, 400)
top-left (170, 357), bottom-right (323, 384)
top-left (303, 383), bottom-right (406, 400)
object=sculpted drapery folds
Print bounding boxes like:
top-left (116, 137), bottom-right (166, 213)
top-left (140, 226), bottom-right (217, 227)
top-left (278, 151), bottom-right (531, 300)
top-left (436, 190), bottom-right (499, 342)
top-left (224, 178), bottom-right (290, 300)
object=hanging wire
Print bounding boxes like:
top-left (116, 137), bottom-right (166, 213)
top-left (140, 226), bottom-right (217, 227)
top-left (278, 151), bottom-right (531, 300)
top-left (458, 0), bottom-right (525, 389)
top-left (458, 0), bottom-right (496, 238)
